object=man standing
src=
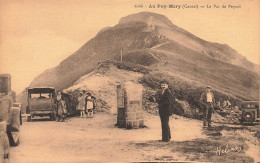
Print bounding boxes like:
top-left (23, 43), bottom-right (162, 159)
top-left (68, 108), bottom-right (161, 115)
top-left (200, 86), bottom-right (215, 127)
top-left (150, 80), bottom-right (173, 142)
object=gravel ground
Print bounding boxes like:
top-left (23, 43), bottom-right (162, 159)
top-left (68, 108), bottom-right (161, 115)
top-left (9, 112), bottom-right (259, 162)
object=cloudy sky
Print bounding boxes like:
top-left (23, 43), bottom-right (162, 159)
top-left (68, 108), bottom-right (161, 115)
top-left (0, 0), bottom-right (259, 94)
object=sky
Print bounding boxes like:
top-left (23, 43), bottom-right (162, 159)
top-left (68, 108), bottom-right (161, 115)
top-left (0, 0), bottom-right (259, 94)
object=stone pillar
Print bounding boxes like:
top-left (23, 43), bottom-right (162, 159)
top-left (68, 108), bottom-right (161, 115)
top-left (116, 84), bottom-right (126, 128)
top-left (116, 82), bottom-right (144, 129)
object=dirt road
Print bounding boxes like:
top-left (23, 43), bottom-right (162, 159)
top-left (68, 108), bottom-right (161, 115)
top-left (10, 112), bottom-right (259, 162)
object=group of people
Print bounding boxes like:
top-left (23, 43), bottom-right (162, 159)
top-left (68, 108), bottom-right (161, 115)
top-left (54, 90), bottom-right (97, 121)
top-left (149, 81), bottom-right (216, 142)
top-left (55, 81), bottom-right (215, 142)
top-left (77, 90), bottom-right (96, 118)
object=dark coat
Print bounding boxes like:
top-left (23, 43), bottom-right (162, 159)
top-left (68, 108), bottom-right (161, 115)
top-left (155, 88), bottom-right (173, 116)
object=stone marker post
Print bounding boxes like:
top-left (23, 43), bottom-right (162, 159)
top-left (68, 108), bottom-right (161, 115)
top-left (116, 82), bottom-right (144, 129)
top-left (116, 84), bottom-right (126, 127)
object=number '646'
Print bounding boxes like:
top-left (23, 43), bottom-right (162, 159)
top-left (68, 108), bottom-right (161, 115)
top-left (135, 4), bottom-right (143, 8)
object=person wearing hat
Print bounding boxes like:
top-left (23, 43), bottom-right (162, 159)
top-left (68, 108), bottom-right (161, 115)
top-left (149, 80), bottom-right (173, 142)
top-left (77, 92), bottom-right (86, 117)
top-left (200, 86), bottom-right (215, 127)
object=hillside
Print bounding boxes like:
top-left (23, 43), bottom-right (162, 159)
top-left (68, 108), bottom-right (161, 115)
top-left (18, 12), bottom-right (259, 112)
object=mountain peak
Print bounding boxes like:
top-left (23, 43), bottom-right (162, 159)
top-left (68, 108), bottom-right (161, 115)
top-left (19, 11), bottom-right (259, 107)
top-left (118, 12), bottom-right (173, 28)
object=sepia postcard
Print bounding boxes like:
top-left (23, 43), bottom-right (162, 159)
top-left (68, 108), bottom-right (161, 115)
top-left (0, 0), bottom-right (259, 162)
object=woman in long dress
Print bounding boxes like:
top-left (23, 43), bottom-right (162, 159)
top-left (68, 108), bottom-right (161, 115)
top-left (57, 99), bottom-right (67, 122)
top-left (55, 90), bottom-right (68, 122)
top-left (77, 92), bottom-right (85, 117)
top-left (55, 90), bottom-right (62, 121)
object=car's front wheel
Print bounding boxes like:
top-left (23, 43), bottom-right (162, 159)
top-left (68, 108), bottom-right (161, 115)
top-left (242, 112), bottom-right (254, 124)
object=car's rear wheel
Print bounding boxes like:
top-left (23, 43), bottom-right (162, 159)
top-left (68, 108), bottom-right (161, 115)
top-left (27, 116), bottom-right (31, 122)
top-left (26, 106), bottom-right (29, 114)
top-left (50, 114), bottom-right (56, 121)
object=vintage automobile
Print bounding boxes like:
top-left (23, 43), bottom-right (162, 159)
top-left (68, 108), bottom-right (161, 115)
top-left (241, 101), bottom-right (260, 124)
top-left (26, 87), bottom-right (56, 121)
top-left (0, 74), bottom-right (21, 163)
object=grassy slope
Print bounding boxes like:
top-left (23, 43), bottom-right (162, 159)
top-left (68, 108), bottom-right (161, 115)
top-left (17, 12), bottom-right (259, 111)
top-left (150, 41), bottom-right (259, 100)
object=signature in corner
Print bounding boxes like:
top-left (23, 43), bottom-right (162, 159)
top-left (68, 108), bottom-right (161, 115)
top-left (215, 144), bottom-right (242, 157)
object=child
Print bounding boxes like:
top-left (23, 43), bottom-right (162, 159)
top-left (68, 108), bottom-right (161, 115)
top-left (85, 92), bottom-right (96, 118)
top-left (77, 92), bottom-right (85, 117)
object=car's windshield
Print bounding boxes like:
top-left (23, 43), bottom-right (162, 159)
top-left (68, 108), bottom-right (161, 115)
top-left (30, 93), bottom-right (53, 98)
top-left (0, 77), bottom-right (7, 94)
top-left (243, 102), bottom-right (259, 109)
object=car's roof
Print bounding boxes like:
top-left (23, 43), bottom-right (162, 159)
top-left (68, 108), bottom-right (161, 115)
top-left (27, 87), bottom-right (55, 93)
top-left (243, 101), bottom-right (259, 104)
top-left (0, 74), bottom-right (11, 78)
